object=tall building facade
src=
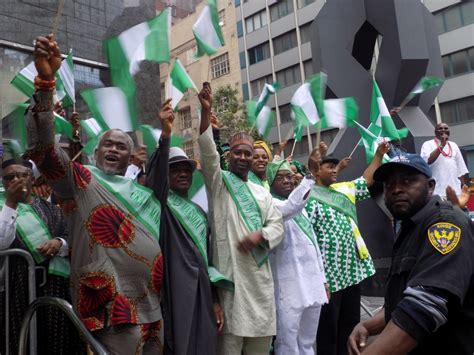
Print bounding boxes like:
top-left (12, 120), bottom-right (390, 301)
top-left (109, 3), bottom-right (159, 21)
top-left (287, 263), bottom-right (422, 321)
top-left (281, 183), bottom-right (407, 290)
top-left (160, 0), bottom-right (243, 160)
top-left (235, 0), bottom-right (473, 175)
top-left (156, 0), bottom-right (204, 21)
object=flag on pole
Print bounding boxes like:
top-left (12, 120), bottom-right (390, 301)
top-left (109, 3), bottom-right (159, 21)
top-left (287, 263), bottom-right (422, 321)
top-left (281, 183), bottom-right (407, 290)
top-left (56, 49), bottom-right (75, 107)
top-left (53, 112), bottom-right (75, 140)
top-left (321, 98), bottom-right (358, 129)
top-left (139, 124), bottom-right (183, 156)
top-left (167, 59), bottom-right (198, 110)
top-left (10, 54), bottom-right (75, 106)
top-left (370, 80), bottom-right (409, 141)
top-left (6, 104), bottom-right (29, 156)
top-left (399, 76), bottom-right (444, 107)
top-left (192, 0), bottom-right (225, 57)
top-left (81, 87), bottom-right (137, 133)
top-left (80, 117), bottom-right (107, 155)
top-left (246, 101), bottom-right (275, 138)
top-left (106, 7), bottom-right (171, 94)
top-left (255, 83), bottom-right (279, 114)
top-left (355, 121), bottom-right (390, 164)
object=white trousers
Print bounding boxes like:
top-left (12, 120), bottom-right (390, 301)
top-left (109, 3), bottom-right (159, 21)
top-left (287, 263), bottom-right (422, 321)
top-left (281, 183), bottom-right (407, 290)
top-left (274, 304), bottom-right (322, 355)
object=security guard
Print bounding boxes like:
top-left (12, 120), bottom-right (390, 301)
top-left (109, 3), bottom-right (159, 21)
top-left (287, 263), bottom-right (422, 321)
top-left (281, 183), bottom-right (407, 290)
top-left (347, 154), bottom-right (474, 355)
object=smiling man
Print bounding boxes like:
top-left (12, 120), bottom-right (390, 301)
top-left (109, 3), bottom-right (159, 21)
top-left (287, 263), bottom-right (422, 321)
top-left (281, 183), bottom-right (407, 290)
top-left (146, 141), bottom-right (227, 355)
top-left (24, 34), bottom-right (168, 354)
top-left (197, 82), bottom-right (284, 355)
top-left (348, 154), bottom-right (473, 355)
top-left (305, 143), bottom-right (389, 355)
top-left (420, 123), bottom-right (468, 199)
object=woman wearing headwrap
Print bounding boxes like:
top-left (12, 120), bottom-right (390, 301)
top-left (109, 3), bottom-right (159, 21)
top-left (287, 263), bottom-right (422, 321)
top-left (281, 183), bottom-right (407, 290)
top-left (249, 140), bottom-right (273, 190)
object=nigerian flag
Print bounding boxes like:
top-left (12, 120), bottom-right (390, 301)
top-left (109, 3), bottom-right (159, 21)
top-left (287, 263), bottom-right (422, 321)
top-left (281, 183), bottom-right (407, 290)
top-left (290, 74), bottom-right (326, 129)
top-left (246, 82), bottom-right (278, 138)
top-left (80, 117), bottom-right (107, 155)
top-left (139, 124), bottom-right (183, 156)
top-left (321, 98), bottom-right (358, 129)
top-left (54, 113), bottom-right (75, 140)
top-left (403, 76), bottom-right (444, 104)
top-left (370, 80), bottom-right (408, 141)
top-left (192, 0), bottom-right (225, 57)
top-left (189, 170), bottom-right (208, 213)
top-left (10, 52), bottom-right (75, 106)
top-left (106, 7), bottom-right (171, 95)
top-left (168, 59), bottom-right (198, 110)
top-left (81, 87), bottom-right (136, 133)
top-left (355, 121), bottom-right (390, 164)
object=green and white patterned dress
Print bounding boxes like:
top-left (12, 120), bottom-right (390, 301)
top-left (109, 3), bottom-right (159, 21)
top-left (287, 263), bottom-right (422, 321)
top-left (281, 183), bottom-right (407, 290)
top-left (305, 177), bottom-right (376, 293)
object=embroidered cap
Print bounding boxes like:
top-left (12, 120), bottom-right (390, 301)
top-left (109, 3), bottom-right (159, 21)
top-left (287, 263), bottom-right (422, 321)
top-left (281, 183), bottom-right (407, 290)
top-left (373, 153), bottom-right (432, 182)
top-left (168, 147), bottom-right (196, 171)
top-left (229, 131), bottom-right (254, 150)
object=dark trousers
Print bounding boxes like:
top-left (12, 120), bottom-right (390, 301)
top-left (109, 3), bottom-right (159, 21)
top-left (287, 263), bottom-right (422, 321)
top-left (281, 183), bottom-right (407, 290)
top-left (316, 283), bottom-right (361, 355)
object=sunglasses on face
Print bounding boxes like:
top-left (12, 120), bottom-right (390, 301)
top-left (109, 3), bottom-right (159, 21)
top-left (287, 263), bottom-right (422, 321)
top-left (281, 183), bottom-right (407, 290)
top-left (3, 172), bottom-right (31, 182)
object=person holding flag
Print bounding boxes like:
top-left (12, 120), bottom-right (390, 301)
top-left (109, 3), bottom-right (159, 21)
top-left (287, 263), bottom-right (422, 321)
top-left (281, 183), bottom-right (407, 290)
top-left (267, 158), bottom-right (328, 354)
top-left (305, 142), bottom-right (389, 355)
top-left (198, 82), bottom-right (284, 355)
top-left (145, 98), bottom-right (227, 355)
top-left (26, 34), bottom-right (168, 353)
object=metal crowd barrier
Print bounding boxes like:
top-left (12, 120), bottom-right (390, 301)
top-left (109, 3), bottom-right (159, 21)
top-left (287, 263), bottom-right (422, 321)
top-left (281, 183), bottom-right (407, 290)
top-left (19, 297), bottom-right (109, 355)
top-left (0, 249), bottom-right (37, 355)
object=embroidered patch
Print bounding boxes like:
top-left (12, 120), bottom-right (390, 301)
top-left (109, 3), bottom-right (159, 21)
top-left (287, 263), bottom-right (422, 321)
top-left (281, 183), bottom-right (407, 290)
top-left (427, 222), bottom-right (461, 255)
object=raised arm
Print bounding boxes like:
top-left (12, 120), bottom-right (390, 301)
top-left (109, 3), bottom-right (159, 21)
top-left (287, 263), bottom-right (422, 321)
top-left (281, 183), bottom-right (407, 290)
top-left (363, 141), bottom-right (390, 187)
top-left (199, 82), bottom-right (212, 135)
top-left (274, 176), bottom-right (314, 220)
top-left (26, 35), bottom-right (76, 199)
top-left (145, 98), bottom-right (174, 204)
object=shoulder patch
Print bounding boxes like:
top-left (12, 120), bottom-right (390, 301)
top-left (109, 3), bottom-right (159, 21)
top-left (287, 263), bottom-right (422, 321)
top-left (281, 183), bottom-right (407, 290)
top-left (427, 222), bottom-right (461, 255)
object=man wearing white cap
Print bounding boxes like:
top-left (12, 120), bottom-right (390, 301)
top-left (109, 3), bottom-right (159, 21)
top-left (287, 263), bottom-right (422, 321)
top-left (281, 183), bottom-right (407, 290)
top-left (197, 82), bottom-right (284, 355)
top-left (146, 143), bottom-right (228, 355)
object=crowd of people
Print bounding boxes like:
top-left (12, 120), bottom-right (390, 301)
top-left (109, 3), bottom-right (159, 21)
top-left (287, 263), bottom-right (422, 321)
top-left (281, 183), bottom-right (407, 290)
top-left (0, 35), bottom-right (473, 355)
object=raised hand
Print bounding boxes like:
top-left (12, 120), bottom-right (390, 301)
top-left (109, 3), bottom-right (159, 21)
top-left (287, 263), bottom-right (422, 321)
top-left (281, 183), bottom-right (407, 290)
top-left (198, 82), bottom-right (213, 112)
top-left (132, 145), bottom-right (147, 167)
top-left (375, 141), bottom-right (390, 158)
top-left (5, 179), bottom-right (27, 209)
top-left (159, 98), bottom-right (174, 138)
top-left (33, 35), bottom-right (62, 81)
top-left (336, 157), bottom-right (351, 173)
top-left (319, 141), bottom-right (328, 156)
top-left (210, 112), bottom-right (220, 130)
top-left (278, 140), bottom-right (288, 156)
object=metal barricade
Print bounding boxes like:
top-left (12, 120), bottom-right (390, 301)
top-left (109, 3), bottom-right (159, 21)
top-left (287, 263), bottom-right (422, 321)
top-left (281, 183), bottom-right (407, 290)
top-left (0, 249), bottom-right (37, 355)
top-left (18, 297), bottom-right (109, 355)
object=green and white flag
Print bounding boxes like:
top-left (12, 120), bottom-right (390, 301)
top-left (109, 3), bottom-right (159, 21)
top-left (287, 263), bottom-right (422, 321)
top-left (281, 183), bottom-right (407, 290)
top-left (192, 0), bottom-right (225, 57)
top-left (80, 117), bottom-right (107, 155)
top-left (256, 83), bottom-right (279, 114)
top-left (139, 124), bottom-right (183, 156)
top-left (11, 53), bottom-right (75, 106)
top-left (54, 113), bottom-right (75, 141)
top-left (167, 59), bottom-right (198, 110)
top-left (321, 97), bottom-right (358, 129)
top-left (370, 80), bottom-right (408, 141)
top-left (355, 121), bottom-right (390, 164)
top-left (403, 76), bottom-right (444, 104)
top-left (189, 170), bottom-right (208, 213)
top-left (56, 50), bottom-right (75, 108)
top-left (106, 7), bottom-right (171, 95)
top-left (246, 101), bottom-right (275, 138)
top-left (81, 87), bottom-right (137, 133)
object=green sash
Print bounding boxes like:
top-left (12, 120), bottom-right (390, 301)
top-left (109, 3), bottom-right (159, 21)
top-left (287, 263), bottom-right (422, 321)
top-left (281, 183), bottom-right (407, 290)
top-left (292, 214), bottom-right (317, 247)
top-left (308, 184), bottom-right (358, 223)
top-left (0, 196), bottom-right (70, 277)
top-left (167, 191), bottom-right (233, 290)
top-left (87, 166), bottom-right (161, 239)
top-left (247, 171), bottom-right (263, 186)
top-left (221, 171), bottom-right (269, 267)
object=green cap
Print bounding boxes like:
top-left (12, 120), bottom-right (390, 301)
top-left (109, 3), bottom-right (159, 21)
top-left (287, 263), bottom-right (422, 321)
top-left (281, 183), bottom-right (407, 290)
top-left (267, 159), bottom-right (292, 186)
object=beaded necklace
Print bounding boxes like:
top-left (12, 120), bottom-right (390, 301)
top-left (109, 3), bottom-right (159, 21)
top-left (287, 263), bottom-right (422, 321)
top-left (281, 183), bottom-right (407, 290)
top-left (435, 138), bottom-right (452, 158)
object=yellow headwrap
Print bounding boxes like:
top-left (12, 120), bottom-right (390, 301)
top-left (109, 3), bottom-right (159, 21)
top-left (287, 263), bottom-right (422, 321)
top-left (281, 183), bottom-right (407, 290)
top-left (253, 140), bottom-right (272, 161)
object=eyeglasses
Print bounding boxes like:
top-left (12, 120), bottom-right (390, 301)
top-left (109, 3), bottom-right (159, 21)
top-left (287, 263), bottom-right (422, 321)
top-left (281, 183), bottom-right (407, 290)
top-left (274, 174), bottom-right (293, 182)
top-left (3, 172), bottom-right (31, 181)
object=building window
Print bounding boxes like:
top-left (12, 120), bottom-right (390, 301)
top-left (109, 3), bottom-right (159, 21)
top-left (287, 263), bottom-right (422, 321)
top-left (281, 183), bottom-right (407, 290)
top-left (442, 47), bottom-right (474, 77)
top-left (297, 0), bottom-right (315, 9)
top-left (248, 42), bottom-right (270, 65)
top-left (440, 96), bottom-right (474, 124)
top-left (210, 53), bottom-right (230, 79)
top-left (218, 9), bottom-right (225, 26)
top-left (270, 0), bottom-right (294, 22)
top-left (250, 75), bottom-right (273, 98)
top-left (303, 60), bottom-right (314, 78)
top-left (279, 104), bottom-right (292, 123)
top-left (276, 65), bottom-right (301, 89)
top-left (180, 107), bottom-right (192, 129)
top-left (434, 2), bottom-right (474, 34)
top-left (245, 10), bottom-right (267, 34)
top-left (273, 30), bottom-right (297, 55)
top-left (183, 141), bottom-right (194, 159)
top-left (299, 23), bottom-right (312, 44)
top-left (237, 20), bottom-right (243, 37)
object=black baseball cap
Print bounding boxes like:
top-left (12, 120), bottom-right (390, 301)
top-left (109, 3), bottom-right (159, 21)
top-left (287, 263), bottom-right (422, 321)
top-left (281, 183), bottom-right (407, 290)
top-left (320, 155), bottom-right (340, 165)
top-left (374, 154), bottom-right (432, 182)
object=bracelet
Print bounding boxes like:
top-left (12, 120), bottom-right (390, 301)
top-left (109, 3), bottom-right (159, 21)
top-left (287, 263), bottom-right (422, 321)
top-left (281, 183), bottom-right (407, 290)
top-left (34, 76), bottom-right (56, 91)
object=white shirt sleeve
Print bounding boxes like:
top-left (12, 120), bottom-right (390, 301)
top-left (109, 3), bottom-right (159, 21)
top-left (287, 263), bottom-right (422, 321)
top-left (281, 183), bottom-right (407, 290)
top-left (56, 238), bottom-right (69, 257)
top-left (273, 177), bottom-right (314, 221)
top-left (0, 205), bottom-right (18, 250)
top-left (453, 143), bottom-right (469, 177)
top-left (420, 140), bottom-right (433, 163)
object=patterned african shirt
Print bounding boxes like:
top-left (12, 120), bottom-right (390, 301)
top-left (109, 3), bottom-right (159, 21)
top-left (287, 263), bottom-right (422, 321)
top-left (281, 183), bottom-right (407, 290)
top-left (305, 177), bottom-right (375, 292)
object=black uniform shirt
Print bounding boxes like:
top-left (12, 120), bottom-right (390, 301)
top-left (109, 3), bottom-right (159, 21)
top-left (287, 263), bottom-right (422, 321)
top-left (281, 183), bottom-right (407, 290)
top-left (384, 196), bottom-right (474, 354)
